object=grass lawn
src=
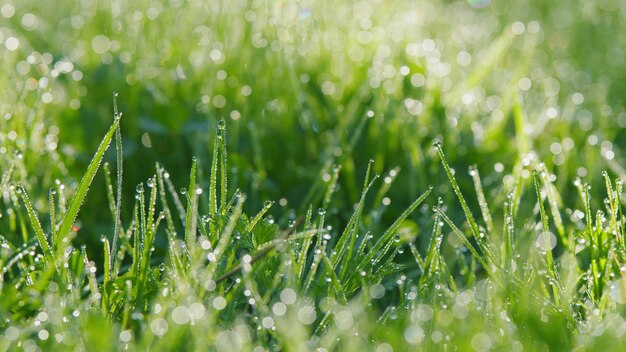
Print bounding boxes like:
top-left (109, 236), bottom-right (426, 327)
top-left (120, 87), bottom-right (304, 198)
top-left (2, 0), bottom-right (626, 350)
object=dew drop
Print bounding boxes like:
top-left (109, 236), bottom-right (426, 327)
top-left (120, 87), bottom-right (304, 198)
top-left (217, 119), bottom-right (226, 130)
top-left (318, 208), bottom-right (326, 216)
top-left (136, 183), bottom-right (144, 193)
top-left (180, 188), bottom-right (187, 195)
top-left (264, 200), bottom-right (273, 208)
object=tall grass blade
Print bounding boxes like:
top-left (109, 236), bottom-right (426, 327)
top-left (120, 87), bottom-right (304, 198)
top-left (17, 184), bottom-right (53, 265)
top-left (57, 115), bottom-right (120, 243)
top-left (185, 158), bottom-right (198, 248)
top-left (356, 186), bottom-right (432, 272)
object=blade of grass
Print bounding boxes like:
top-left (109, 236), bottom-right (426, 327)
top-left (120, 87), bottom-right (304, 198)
top-left (218, 119), bottom-right (228, 213)
top-left (57, 114), bottom-right (120, 243)
top-left (355, 186), bottom-right (432, 273)
top-left (186, 158), bottom-right (198, 248)
top-left (435, 143), bottom-right (480, 239)
top-left (17, 184), bottom-right (53, 266)
top-left (112, 105), bottom-right (124, 277)
top-left (469, 165), bottom-right (494, 234)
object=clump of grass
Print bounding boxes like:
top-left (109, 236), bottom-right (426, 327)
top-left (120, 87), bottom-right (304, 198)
top-left (3, 0), bottom-right (626, 350)
top-left (2, 95), bottom-right (626, 351)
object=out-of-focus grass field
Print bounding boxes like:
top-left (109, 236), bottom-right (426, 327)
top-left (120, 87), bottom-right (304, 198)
top-left (2, 0), bottom-right (626, 350)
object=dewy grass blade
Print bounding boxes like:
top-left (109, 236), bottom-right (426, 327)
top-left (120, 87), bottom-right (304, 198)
top-left (335, 159), bottom-right (377, 276)
top-left (408, 242), bottom-right (425, 273)
top-left (436, 208), bottom-right (492, 277)
top-left (435, 143), bottom-right (480, 239)
top-left (82, 245), bottom-right (101, 306)
top-left (17, 184), bottom-right (53, 265)
top-left (104, 163), bottom-right (116, 221)
top-left (372, 166), bottom-right (400, 209)
top-left (185, 158), bottom-right (198, 248)
top-left (57, 113), bottom-right (120, 244)
top-left (0, 158), bottom-right (15, 194)
top-left (355, 186), bottom-right (432, 272)
top-left (209, 126), bottom-right (219, 234)
top-left (209, 196), bottom-right (245, 275)
top-left (469, 165), bottom-right (494, 235)
top-left (533, 170), bottom-right (559, 304)
top-left (538, 164), bottom-right (566, 245)
top-left (322, 164), bottom-right (341, 209)
top-left (602, 171), bottom-right (618, 234)
top-left (322, 255), bottom-right (347, 304)
top-left (246, 200), bottom-right (273, 234)
top-left (48, 187), bottom-right (58, 246)
top-left (102, 236), bottom-right (111, 313)
top-left (156, 164), bottom-right (176, 236)
top-left (112, 104), bottom-right (124, 276)
top-left (163, 166), bottom-right (186, 226)
top-left (218, 119), bottom-right (228, 213)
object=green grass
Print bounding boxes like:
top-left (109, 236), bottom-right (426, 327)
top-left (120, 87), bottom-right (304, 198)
top-left (2, 0), bottom-right (626, 350)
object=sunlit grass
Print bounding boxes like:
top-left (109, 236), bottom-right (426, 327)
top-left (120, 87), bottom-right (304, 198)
top-left (2, 0), bottom-right (626, 350)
